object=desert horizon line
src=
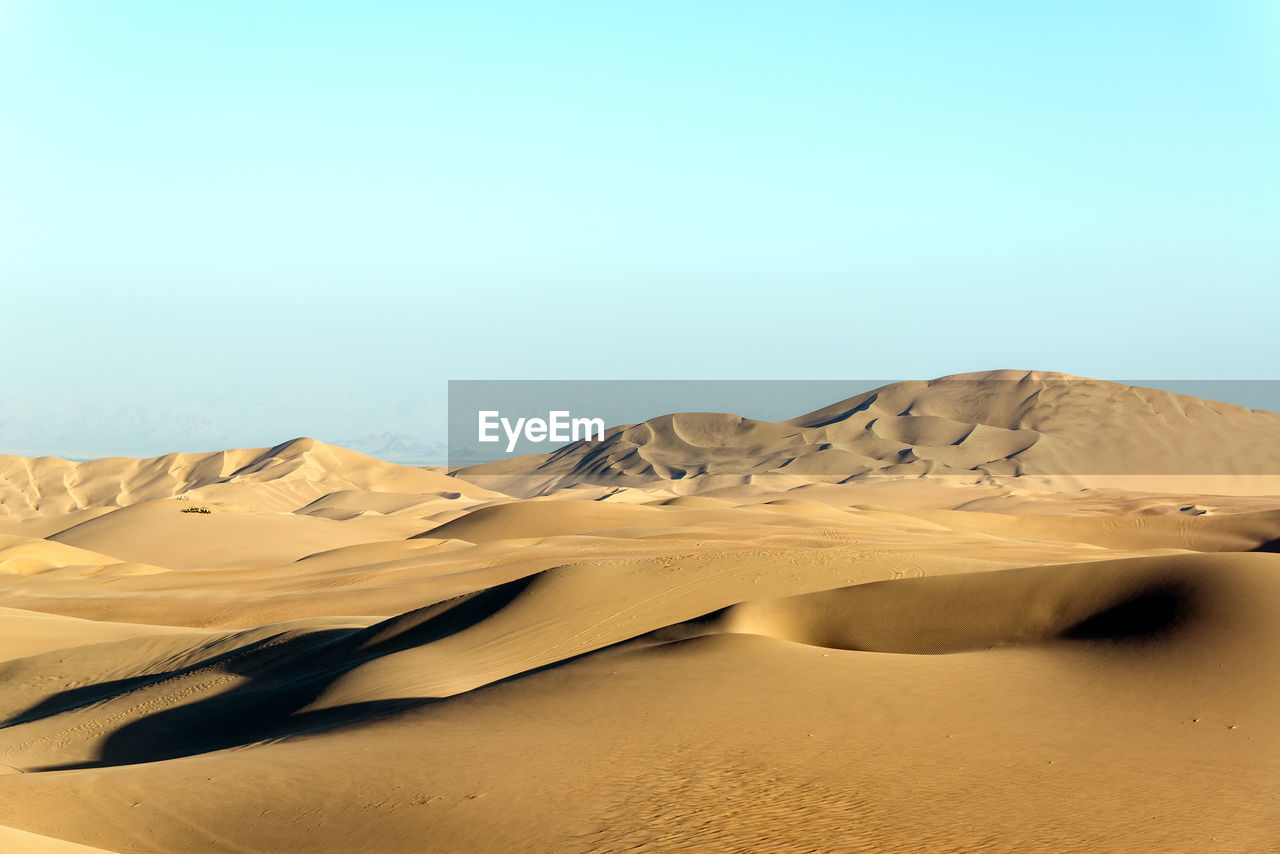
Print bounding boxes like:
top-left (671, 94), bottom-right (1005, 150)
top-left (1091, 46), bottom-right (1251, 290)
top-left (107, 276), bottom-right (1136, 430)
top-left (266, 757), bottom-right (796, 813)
top-left (8, 370), bottom-right (1280, 463)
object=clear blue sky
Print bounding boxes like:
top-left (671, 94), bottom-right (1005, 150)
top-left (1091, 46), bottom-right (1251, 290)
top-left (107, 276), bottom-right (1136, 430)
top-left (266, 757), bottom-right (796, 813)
top-left (2, 1), bottom-right (1277, 454)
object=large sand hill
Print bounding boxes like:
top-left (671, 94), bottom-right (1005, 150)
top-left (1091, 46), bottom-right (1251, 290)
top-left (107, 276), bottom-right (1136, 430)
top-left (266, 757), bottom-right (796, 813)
top-left (2, 374), bottom-right (1280, 852)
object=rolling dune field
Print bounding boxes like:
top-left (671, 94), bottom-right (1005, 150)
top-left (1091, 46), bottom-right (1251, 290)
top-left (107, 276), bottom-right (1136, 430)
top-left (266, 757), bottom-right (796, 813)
top-left (2, 375), bottom-right (1280, 852)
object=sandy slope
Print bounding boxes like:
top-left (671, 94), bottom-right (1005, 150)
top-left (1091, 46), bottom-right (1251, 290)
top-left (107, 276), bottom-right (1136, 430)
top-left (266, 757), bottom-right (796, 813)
top-left (2, 379), bottom-right (1280, 852)
top-left (0, 824), bottom-right (119, 853)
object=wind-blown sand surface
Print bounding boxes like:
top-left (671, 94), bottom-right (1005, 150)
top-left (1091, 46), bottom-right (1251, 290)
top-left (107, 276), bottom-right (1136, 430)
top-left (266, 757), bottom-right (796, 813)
top-left (2, 374), bottom-right (1280, 852)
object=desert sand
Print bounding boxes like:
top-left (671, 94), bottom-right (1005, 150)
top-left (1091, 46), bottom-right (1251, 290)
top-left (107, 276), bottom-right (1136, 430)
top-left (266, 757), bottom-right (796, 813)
top-left (2, 372), bottom-right (1280, 852)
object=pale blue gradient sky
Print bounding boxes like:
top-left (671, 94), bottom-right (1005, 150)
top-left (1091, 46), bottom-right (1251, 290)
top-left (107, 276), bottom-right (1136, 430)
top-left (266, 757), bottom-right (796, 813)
top-left (2, 1), bottom-right (1277, 454)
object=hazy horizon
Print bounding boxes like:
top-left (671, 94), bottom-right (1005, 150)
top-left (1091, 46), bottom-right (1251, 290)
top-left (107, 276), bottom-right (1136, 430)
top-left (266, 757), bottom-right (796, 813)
top-left (8, 375), bottom-right (1280, 462)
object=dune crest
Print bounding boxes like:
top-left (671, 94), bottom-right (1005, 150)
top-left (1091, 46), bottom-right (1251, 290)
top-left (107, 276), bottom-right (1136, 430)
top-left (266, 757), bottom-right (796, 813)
top-left (459, 371), bottom-right (1280, 496)
top-left (0, 438), bottom-right (497, 518)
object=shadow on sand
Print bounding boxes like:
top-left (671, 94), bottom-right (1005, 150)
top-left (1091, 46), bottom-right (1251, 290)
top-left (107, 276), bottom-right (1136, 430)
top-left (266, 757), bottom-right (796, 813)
top-left (1, 575), bottom-right (577, 770)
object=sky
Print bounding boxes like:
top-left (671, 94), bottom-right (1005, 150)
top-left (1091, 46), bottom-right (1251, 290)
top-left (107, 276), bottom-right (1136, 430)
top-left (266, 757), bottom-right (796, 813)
top-left (2, 1), bottom-right (1278, 456)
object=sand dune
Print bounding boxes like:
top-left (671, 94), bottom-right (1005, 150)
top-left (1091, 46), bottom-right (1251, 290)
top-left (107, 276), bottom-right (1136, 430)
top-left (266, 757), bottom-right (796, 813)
top-left (2, 375), bottom-right (1280, 851)
top-left (460, 371), bottom-right (1280, 495)
top-left (719, 551), bottom-right (1280, 653)
top-left (47, 499), bottom-right (426, 570)
top-left (0, 438), bottom-right (498, 518)
top-left (0, 607), bottom-right (180, 663)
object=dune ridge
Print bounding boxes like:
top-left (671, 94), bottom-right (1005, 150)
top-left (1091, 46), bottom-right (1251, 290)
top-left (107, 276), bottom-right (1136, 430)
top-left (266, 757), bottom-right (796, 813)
top-left (0, 438), bottom-right (496, 518)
